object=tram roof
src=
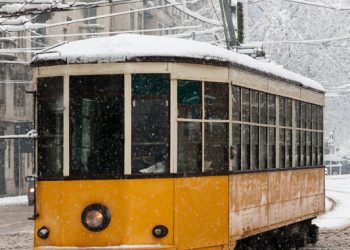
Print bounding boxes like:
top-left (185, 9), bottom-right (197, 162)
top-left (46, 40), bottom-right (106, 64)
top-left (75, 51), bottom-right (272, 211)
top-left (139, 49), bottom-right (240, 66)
top-left (31, 34), bottom-right (324, 92)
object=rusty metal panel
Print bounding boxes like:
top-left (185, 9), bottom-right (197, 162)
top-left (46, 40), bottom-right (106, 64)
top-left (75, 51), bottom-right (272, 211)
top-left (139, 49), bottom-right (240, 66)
top-left (229, 168), bottom-right (325, 242)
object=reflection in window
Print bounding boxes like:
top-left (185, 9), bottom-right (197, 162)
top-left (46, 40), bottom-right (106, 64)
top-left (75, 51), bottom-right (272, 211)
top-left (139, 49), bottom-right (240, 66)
top-left (312, 105), bottom-right (317, 129)
top-left (205, 82), bottom-right (228, 120)
top-left (178, 80), bottom-right (201, 119)
top-left (285, 99), bottom-right (292, 127)
top-left (251, 90), bottom-right (259, 123)
top-left (132, 74), bottom-right (170, 174)
top-left (312, 132), bottom-right (317, 165)
top-left (38, 77), bottom-right (63, 178)
top-left (232, 86), bottom-right (241, 121)
top-left (295, 130), bottom-right (300, 167)
top-left (259, 127), bottom-right (267, 169)
top-left (241, 125), bottom-right (250, 170)
top-left (306, 131), bottom-right (311, 166)
top-left (242, 88), bottom-right (250, 122)
top-left (295, 101), bottom-right (301, 128)
top-left (204, 123), bottom-right (228, 172)
top-left (259, 92), bottom-right (267, 124)
top-left (268, 128), bottom-right (275, 168)
top-left (279, 97), bottom-right (285, 126)
top-left (306, 103), bottom-right (312, 129)
top-left (318, 132), bottom-right (323, 165)
top-left (251, 125), bottom-right (259, 170)
top-left (70, 75), bottom-right (124, 177)
top-left (178, 122), bottom-right (202, 174)
top-left (232, 124), bottom-right (241, 171)
top-left (300, 131), bottom-right (306, 166)
top-left (268, 94), bottom-right (276, 125)
top-left (279, 129), bottom-right (285, 168)
top-left (285, 129), bottom-right (292, 167)
top-left (301, 102), bottom-right (306, 128)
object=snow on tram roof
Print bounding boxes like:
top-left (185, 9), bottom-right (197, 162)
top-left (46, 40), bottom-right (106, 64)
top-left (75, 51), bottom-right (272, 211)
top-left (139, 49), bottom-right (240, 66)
top-left (32, 34), bottom-right (324, 92)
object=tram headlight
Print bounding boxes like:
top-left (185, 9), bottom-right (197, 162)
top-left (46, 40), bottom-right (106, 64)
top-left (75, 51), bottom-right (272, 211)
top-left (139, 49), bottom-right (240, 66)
top-left (81, 204), bottom-right (111, 232)
top-left (152, 225), bottom-right (168, 238)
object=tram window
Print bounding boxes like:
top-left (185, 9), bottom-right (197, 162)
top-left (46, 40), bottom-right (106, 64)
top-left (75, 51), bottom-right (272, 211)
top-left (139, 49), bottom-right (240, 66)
top-left (268, 94), bottom-right (276, 125)
top-left (301, 102), bottom-right (306, 129)
top-left (204, 123), bottom-right (228, 172)
top-left (37, 77), bottom-right (63, 178)
top-left (251, 125), bottom-right (259, 170)
top-left (285, 98), bottom-right (292, 127)
top-left (312, 132), bottom-right (317, 165)
top-left (318, 132), bottom-right (323, 165)
top-left (279, 129), bottom-right (285, 168)
top-left (204, 82), bottom-right (229, 120)
top-left (295, 101), bottom-right (301, 128)
top-left (242, 88), bottom-right (250, 122)
top-left (317, 106), bottom-right (323, 130)
top-left (232, 86), bottom-right (241, 121)
top-left (241, 125), bottom-right (250, 170)
top-left (279, 97), bottom-right (285, 126)
top-left (295, 130), bottom-right (301, 167)
top-left (178, 80), bottom-right (202, 119)
top-left (285, 129), bottom-right (292, 167)
top-left (131, 74), bottom-right (170, 174)
top-left (259, 127), bottom-right (267, 169)
top-left (312, 105), bottom-right (317, 130)
top-left (259, 92), bottom-right (267, 124)
top-left (178, 122), bottom-right (202, 174)
top-left (306, 131), bottom-right (311, 166)
top-left (232, 124), bottom-right (241, 171)
top-left (300, 130), bottom-right (306, 166)
top-left (268, 128), bottom-right (276, 168)
top-left (306, 103), bottom-right (312, 129)
top-left (70, 75), bottom-right (124, 177)
top-left (251, 91), bottom-right (259, 123)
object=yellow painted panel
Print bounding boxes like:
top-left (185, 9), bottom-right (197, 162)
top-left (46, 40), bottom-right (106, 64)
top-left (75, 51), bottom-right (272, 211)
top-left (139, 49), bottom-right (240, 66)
top-left (174, 176), bottom-right (228, 249)
top-left (34, 179), bottom-right (174, 248)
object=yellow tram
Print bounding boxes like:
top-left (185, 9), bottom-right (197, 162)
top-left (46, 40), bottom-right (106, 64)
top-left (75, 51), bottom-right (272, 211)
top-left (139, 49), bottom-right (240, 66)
top-left (31, 34), bottom-right (325, 250)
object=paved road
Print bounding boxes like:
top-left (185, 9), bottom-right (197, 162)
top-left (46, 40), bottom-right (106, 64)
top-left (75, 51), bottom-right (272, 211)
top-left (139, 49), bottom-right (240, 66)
top-left (1, 204), bottom-right (350, 250)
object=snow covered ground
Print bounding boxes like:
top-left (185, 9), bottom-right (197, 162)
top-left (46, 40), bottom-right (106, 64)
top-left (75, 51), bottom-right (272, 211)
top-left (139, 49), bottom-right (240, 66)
top-left (313, 174), bottom-right (350, 230)
top-left (0, 195), bottom-right (27, 207)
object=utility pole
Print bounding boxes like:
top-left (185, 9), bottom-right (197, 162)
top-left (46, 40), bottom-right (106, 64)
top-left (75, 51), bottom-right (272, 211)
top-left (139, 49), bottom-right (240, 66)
top-left (219, 0), bottom-right (239, 48)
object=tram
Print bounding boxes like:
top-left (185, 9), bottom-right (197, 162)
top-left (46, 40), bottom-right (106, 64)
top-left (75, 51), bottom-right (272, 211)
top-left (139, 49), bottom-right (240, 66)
top-left (31, 34), bottom-right (325, 250)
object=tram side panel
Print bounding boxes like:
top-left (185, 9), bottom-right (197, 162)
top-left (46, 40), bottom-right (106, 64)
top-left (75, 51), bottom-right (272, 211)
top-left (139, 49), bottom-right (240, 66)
top-left (229, 168), bottom-right (325, 242)
top-left (174, 176), bottom-right (228, 250)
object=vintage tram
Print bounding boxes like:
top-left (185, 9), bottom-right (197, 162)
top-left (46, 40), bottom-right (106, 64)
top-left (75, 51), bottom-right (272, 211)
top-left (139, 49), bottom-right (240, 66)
top-left (31, 34), bottom-right (325, 249)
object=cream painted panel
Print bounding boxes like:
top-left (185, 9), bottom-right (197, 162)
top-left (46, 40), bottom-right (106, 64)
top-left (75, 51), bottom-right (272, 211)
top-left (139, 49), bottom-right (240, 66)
top-left (170, 63), bottom-right (229, 82)
top-left (301, 89), bottom-right (324, 106)
top-left (268, 80), bottom-right (301, 99)
top-left (230, 69), bottom-right (268, 92)
top-left (37, 63), bottom-right (169, 77)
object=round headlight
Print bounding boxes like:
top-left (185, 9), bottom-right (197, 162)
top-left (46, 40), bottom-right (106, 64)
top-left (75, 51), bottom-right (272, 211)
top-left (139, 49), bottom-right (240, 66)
top-left (81, 204), bottom-right (111, 232)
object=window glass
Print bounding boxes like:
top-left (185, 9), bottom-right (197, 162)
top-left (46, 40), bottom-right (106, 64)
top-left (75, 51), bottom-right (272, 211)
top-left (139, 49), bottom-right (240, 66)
top-left (232, 124), bottom-right (241, 171)
top-left (318, 132), bottom-right (323, 165)
top-left (70, 75), bottom-right (124, 177)
top-left (259, 126), bottom-right (267, 169)
top-left (178, 122), bottom-right (202, 174)
top-left (285, 129), bottom-right (292, 167)
top-left (295, 101), bottom-right (301, 128)
top-left (251, 91), bottom-right (259, 123)
top-left (242, 88), bottom-right (250, 122)
top-left (306, 103), bottom-right (312, 129)
top-left (268, 128), bottom-right (275, 168)
top-left (251, 125), bottom-right (259, 170)
top-left (241, 125), bottom-right (250, 170)
top-left (204, 123), bottom-right (228, 172)
top-left (295, 130), bottom-right (300, 167)
top-left (285, 98), bottom-right (292, 127)
top-left (312, 132), bottom-right (317, 166)
top-left (259, 92), bottom-right (267, 124)
top-left (306, 131), bottom-right (311, 166)
top-left (279, 97), bottom-right (285, 126)
top-left (132, 74), bottom-right (170, 174)
top-left (279, 129), bottom-right (285, 168)
top-left (37, 77), bottom-right (63, 178)
top-left (232, 86), bottom-right (241, 121)
top-left (300, 130), bottom-right (306, 166)
top-left (178, 80), bottom-right (202, 119)
top-left (318, 106), bottom-right (323, 130)
top-left (268, 94), bottom-right (276, 125)
top-left (312, 105), bottom-right (317, 130)
top-left (301, 102), bottom-right (306, 128)
top-left (204, 82), bottom-right (228, 120)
